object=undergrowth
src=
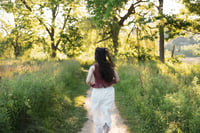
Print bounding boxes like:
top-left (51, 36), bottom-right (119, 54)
top-left (114, 61), bottom-right (200, 133)
top-left (0, 60), bottom-right (88, 133)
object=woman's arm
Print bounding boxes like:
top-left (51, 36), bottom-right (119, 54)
top-left (114, 70), bottom-right (120, 83)
top-left (86, 65), bottom-right (95, 86)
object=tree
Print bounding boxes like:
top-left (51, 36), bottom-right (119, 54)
top-left (86, 0), bottom-right (199, 63)
top-left (20, 0), bottom-right (83, 58)
top-left (0, 1), bottom-right (35, 58)
top-left (86, 0), bottom-right (150, 55)
top-left (86, 0), bottom-right (170, 63)
top-left (143, 0), bottom-right (166, 62)
top-left (144, 0), bottom-right (192, 62)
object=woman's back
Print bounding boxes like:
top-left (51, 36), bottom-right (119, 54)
top-left (91, 64), bottom-right (116, 88)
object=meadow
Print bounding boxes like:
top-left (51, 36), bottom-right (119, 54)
top-left (0, 59), bottom-right (88, 133)
top-left (0, 58), bottom-right (200, 133)
top-left (114, 61), bottom-right (200, 133)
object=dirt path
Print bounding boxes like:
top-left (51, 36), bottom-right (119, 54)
top-left (79, 88), bottom-right (130, 133)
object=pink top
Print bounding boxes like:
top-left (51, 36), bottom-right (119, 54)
top-left (91, 64), bottom-right (116, 88)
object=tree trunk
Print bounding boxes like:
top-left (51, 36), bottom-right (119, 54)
top-left (51, 41), bottom-right (57, 58)
top-left (158, 0), bottom-right (164, 63)
top-left (12, 37), bottom-right (20, 58)
top-left (136, 27), bottom-right (141, 61)
top-left (171, 44), bottom-right (175, 57)
top-left (14, 45), bottom-right (19, 59)
top-left (112, 35), bottom-right (119, 55)
top-left (50, 25), bottom-right (57, 58)
top-left (51, 48), bottom-right (57, 58)
top-left (159, 25), bottom-right (164, 62)
top-left (111, 21), bottom-right (120, 55)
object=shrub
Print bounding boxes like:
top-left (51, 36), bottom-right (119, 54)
top-left (167, 55), bottom-right (185, 64)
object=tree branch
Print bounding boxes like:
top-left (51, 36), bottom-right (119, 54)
top-left (118, 0), bottom-right (148, 26)
top-left (147, 25), bottom-right (157, 29)
top-left (55, 8), bottom-right (71, 48)
top-left (20, 0), bottom-right (51, 36)
top-left (62, 8), bottom-right (71, 32)
top-left (20, 0), bottom-right (32, 12)
top-left (57, 47), bottom-right (62, 52)
top-left (55, 4), bottom-right (59, 18)
top-left (96, 35), bottom-right (112, 44)
top-left (37, 18), bottom-right (51, 36)
top-left (119, 4), bottom-right (135, 26)
top-left (127, 27), bottom-right (135, 39)
top-left (1, 25), bottom-right (9, 34)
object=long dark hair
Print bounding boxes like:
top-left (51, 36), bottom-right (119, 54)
top-left (95, 47), bottom-right (115, 82)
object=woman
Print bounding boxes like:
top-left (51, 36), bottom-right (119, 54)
top-left (86, 47), bottom-right (120, 133)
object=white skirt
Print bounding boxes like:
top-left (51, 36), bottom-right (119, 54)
top-left (91, 86), bottom-right (115, 130)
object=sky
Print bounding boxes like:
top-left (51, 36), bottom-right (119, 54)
top-left (163, 0), bottom-right (183, 14)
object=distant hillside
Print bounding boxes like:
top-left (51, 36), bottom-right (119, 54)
top-left (165, 35), bottom-right (200, 57)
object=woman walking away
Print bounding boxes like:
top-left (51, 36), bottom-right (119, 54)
top-left (86, 47), bottom-right (120, 133)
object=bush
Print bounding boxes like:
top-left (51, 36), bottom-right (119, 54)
top-left (167, 55), bottom-right (185, 64)
top-left (118, 47), bottom-right (153, 63)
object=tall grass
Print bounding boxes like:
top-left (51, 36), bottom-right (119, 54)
top-left (0, 60), bottom-right (88, 133)
top-left (115, 61), bottom-right (200, 133)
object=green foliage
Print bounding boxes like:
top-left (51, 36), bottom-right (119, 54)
top-left (137, 47), bottom-right (153, 61)
top-left (167, 55), bottom-right (185, 64)
top-left (182, 0), bottom-right (200, 15)
top-left (61, 26), bottom-right (83, 57)
top-left (0, 34), bottom-right (8, 57)
top-left (0, 60), bottom-right (88, 133)
top-left (118, 47), bottom-right (153, 62)
top-left (0, 0), bottom-right (35, 58)
top-left (115, 62), bottom-right (200, 133)
top-left (86, 0), bottom-right (128, 26)
top-left (181, 0), bottom-right (200, 33)
top-left (164, 15), bottom-right (192, 40)
top-left (0, 0), bottom-right (84, 58)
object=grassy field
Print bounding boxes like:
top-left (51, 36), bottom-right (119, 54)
top-left (1, 59), bottom-right (200, 133)
top-left (0, 59), bottom-right (88, 133)
top-left (114, 61), bottom-right (200, 133)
